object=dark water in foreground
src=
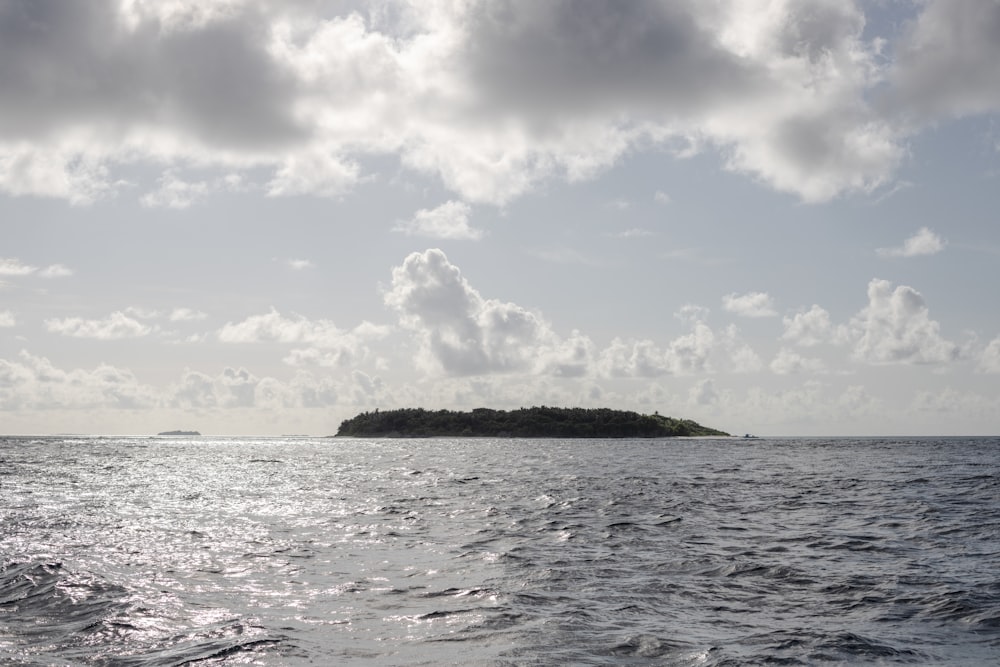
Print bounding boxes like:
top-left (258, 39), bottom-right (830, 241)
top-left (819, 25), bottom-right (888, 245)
top-left (1, 436), bottom-right (998, 665)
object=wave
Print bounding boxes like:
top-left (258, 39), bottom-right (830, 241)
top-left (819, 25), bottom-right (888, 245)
top-left (0, 559), bottom-right (285, 665)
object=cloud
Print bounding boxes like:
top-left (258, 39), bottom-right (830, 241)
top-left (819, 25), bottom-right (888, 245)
top-left (140, 172), bottom-right (212, 209)
top-left (119, 306), bottom-right (206, 322)
top-left (720, 325), bottom-right (763, 373)
top-left (781, 305), bottom-right (834, 346)
top-left (385, 248), bottom-right (590, 376)
top-left (728, 381), bottom-right (896, 432)
top-left (435, 0), bottom-right (902, 203)
top-left (140, 170), bottom-right (252, 208)
top-left (0, 1), bottom-right (917, 206)
top-left (218, 308), bottom-right (387, 368)
top-left (877, 227), bottom-right (946, 258)
top-left (169, 307), bottom-right (207, 322)
top-left (166, 366), bottom-right (341, 411)
top-left (287, 259), bottom-right (315, 271)
top-left (688, 378), bottom-right (719, 407)
top-left (0, 148), bottom-right (118, 205)
top-left (45, 311), bottom-right (152, 339)
top-left (850, 279), bottom-right (958, 365)
top-left (910, 387), bottom-right (998, 420)
top-left (393, 201), bottom-right (482, 240)
top-left (39, 264), bottom-right (73, 278)
top-left (0, 258), bottom-right (38, 276)
top-left (538, 330), bottom-right (596, 378)
top-left (0, 257), bottom-right (73, 278)
top-left (598, 309), bottom-right (716, 378)
top-left (653, 190), bottom-right (671, 205)
top-left (168, 370), bottom-right (220, 410)
top-left (125, 306), bottom-right (166, 320)
top-left (265, 151), bottom-right (361, 199)
top-left (0, 351), bottom-right (157, 410)
top-left (723, 291), bottom-right (777, 318)
top-left (770, 348), bottom-right (826, 375)
top-left (0, 310), bottom-right (15, 327)
top-left (889, 1), bottom-right (1000, 122)
top-left (980, 337), bottom-right (1000, 374)
top-left (220, 308), bottom-right (357, 344)
top-left (599, 338), bottom-right (677, 378)
top-left (608, 228), bottom-right (655, 239)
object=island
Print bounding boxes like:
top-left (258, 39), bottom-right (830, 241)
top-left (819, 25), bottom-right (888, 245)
top-left (335, 407), bottom-right (728, 438)
top-left (157, 430), bottom-right (201, 436)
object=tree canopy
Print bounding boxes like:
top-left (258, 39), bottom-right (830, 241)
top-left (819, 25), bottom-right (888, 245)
top-left (335, 407), bottom-right (728, 438)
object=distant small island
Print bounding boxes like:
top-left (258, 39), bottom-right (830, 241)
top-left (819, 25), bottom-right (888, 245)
top-left (157, 430), bottom-right (201, 436)
top-left (335, 407), bottom-right (728, 438)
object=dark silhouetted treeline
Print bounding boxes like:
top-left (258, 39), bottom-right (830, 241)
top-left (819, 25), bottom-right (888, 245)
top-left (335, 407), bottom-right (728, 438)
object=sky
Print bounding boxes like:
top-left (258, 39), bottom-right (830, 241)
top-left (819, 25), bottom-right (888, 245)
top-left (1, 0), bottom-right (999, 436)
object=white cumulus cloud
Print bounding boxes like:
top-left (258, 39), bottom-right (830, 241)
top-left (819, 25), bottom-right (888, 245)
top-left (782, 305), bottom-right (834, 347)
top-left (598, 310), bottom-right (716, 378)
top-left (723, 291), bottom-right (777, 318)
top-left (385, 248), bottom-right (598, 377)
top-left (877, 227), bottom-right (946, 258)
top-left (850, 279), bottom-right (958, 365)
top-left (393, 201), bottom-right (482, 240)
top-left (0, 351), bottom-right (157, 410)
top-left (166, 366), bottom-right (341, 411)
top-left (45, 311), bottom-right (152, 339)
top-left (218, 308), bottom-right (387, 368)
top-left (980, 337), bottom-right (1000, 374)
top-left (770, 348), bottom-right (826, 375)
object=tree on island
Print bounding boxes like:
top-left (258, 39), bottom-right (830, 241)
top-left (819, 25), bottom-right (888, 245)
top-left (335, 407), bottom-right (728, 438)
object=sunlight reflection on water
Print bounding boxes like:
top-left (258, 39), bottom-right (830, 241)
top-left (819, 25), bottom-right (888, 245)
top-left (1, 436), bottom-right (999, 664)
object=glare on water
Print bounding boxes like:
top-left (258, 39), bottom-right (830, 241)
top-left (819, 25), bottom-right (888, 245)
top-left (1, 436), bottom-right (998, 665)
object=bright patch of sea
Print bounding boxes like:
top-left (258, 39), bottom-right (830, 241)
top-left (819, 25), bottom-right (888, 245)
top-left (1, 436), bottom-right (998, 665)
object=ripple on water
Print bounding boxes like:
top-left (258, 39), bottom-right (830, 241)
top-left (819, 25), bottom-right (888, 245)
top-left (0, 436), bottom-right (999, 665)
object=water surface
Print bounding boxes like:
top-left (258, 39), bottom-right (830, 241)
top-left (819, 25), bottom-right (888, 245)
top-left (2, 436), bottom-right (998, 664)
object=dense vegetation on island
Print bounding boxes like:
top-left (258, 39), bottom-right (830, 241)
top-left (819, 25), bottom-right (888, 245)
top-left (336, 407), bottom-right (728, 438)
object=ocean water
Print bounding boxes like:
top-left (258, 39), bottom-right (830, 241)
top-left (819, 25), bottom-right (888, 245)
top-left (1, 436), bottom-right (998, 666)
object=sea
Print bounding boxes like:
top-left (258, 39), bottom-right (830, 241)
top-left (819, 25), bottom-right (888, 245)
top-left (1, 435), bottom-right (998, 666)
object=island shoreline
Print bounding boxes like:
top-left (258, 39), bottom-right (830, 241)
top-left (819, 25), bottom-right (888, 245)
top-left (334, 407), bottom-right (728, 439)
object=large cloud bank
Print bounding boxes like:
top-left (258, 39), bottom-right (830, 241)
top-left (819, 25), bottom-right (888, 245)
top-left (2, 0), bottom-right (996, 206)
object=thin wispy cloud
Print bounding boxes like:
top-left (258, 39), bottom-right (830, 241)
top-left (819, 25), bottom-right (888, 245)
top-left (0, 258), bottom-right (73, 278)
top-left (39, 264), bottom-right (73, 278)
top-left (0, 259), bottom-right (38, 276)
top-left (169, 308), bottom-right (208, 322)
top-left (608, 228), bottom-right (655, 239)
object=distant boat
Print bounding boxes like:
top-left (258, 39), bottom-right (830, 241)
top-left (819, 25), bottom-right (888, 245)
top-left (742, 433), bottom-right (759, 439)
top-left (157, 430), bottom-right (201, 436)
